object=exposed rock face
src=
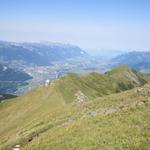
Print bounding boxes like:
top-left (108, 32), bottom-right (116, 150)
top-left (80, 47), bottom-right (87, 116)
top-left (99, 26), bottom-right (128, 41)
top-left (136, 84), bottom-right (150, 95)
top-left (125, 71), bottom-right (140, 85)
top-left (75, 90), bottom-right (88, 104)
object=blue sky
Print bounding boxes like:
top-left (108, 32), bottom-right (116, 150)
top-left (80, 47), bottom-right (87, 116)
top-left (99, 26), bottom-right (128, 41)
top-left (0, 0), bottom-right (150, 51)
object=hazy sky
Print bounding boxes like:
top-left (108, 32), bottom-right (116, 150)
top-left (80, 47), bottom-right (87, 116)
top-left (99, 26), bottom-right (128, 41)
top-left (0, 0), bottom-right (150, 51)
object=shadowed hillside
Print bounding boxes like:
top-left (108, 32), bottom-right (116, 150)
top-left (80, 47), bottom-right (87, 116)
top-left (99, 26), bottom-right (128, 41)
top-left (0, 64), bottom-right (32, 94)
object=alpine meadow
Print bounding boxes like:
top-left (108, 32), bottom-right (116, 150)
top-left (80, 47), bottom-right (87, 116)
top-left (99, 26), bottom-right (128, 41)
top-left (0, 0), bottom-right (150, 150)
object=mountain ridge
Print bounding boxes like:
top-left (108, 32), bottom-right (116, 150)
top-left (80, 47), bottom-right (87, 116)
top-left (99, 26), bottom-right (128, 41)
top-left (0, 66), bottom-right (150, 149)
top-left (0, 41), bottom-right (87, 66)
top-left (111, 51), bottom-right (150, 73)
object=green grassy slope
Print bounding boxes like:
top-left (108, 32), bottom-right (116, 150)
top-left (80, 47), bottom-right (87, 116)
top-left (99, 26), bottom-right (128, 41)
top-left (24, 94), bottom-right (150, 150)
top-left (54, 65), bottom-right (150, 103)
top-left (0, 66), bottom-right (150, 149)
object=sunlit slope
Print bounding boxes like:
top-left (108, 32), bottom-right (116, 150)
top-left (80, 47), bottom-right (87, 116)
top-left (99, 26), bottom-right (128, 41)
top-left (0, 66), bottom-right (150, 149)
top-left (0, 84), bottom-right (66, 150)
top-left (54, 65), bottom-right (150, 102)
top-left (23, 88), bottom-right (150, 150)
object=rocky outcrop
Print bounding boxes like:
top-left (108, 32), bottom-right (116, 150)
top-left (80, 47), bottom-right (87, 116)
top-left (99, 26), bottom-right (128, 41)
top-left (75, 90), bottom-right (88, 104)
top-left (135, 84), bottom-right (150, 95)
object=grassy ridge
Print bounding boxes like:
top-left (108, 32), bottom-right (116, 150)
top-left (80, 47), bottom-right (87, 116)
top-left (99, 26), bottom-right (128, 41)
top-left (23, 86), bottom-right (150, 149)
top-left (55, 65), bottom-right (150, 103)
top-left (0, 66), bottom-right (150, 149)
top-left (23, 104), bottom-right (150, 150)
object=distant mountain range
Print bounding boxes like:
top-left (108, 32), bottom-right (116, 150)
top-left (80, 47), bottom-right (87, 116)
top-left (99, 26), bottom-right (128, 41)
top-left (0, 41), bottom-right (87, 66)
top-left (1, 41), bottom-right (150, 97)
top-left (0, 41), bottom-right (89, 95)
top-left (111, 51), bottom-right (150, 73)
